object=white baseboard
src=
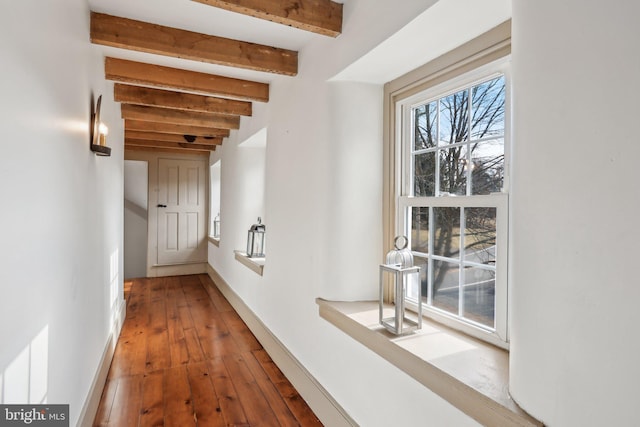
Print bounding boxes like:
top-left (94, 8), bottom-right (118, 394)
top-left (206, 264), bottom-right (357, 427)
top-left (77, 298), bottom-right (126, 427)
top-left (148, 262), bottom-right (207, 277)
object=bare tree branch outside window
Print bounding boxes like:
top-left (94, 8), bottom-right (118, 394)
top-left (409, 75), bottom-right (505, 328)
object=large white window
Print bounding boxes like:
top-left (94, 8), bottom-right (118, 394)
top-left (394, 59), bottom-right (510, 346)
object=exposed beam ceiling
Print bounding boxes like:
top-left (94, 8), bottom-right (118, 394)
top-left (190, 0), bottom-right (343, 37)
top-left (114, 84), bottom-right (252, 116)
top-left (124, 146), bottom-right (211, 155)
top-left (125, 131), bottom-right (222, 145)
top-left (125, 119), bottom-right (231, 137)
top-left (89, 0), bottom-right (342, 154)
top-left (105, 57), bottom-right (269, 102)
top-left (91, 12), bottom-right (298, 75)
top-left (121, 104), bottom-right (240, 129)
top-left (125, 139), bottom-right (217, 151)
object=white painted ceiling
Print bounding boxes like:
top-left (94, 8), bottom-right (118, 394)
top-left (332, 0), bottom-right (511, 83)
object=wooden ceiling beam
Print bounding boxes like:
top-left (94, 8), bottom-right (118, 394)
top-left (91, 12), bottom-right (297, 75)
top-left (105, 58), bottom-right (269, 102)
top-left (125, 119), bottom-right (230, 137)
top-left (191, 0), bottom-right (343, 37)
top-left (121, 104), bottom-right (240, 129)
top-left (125, 145), bottom-right (210, 155)
top-left (125, 130), bottom-right (222, 145)
top-left (126, 139), bottom-right (217, 151)
top-left (114, 84), bottom-right (252, 116)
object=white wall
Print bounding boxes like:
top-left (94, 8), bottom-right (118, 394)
top-left (211, 0), bottom-right (640, 425)
top-left (509, 1), bottom-right (640, 425)
top-left (124, 160), bottom-right (148, 279)
top-left (206, 0), bottom-right (517, 425)
top-left (0, 0), bottom-right (124, 424)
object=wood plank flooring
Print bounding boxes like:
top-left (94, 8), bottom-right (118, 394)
top-left (94, 274), bottom-right (322, 427)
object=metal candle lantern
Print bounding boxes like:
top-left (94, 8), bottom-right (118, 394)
top-left (213, 213), bottom-right (220, 238)
top-left (246, 217), bottom-right (265, 258)
top-left (379, 236), bottom-right (422, 335)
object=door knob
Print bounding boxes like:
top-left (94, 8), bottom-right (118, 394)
top-left (157, 204), bottom-right (167, 208)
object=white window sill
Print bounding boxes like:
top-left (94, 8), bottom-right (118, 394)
top-left (234, 250), bottom-right (265, 276)
top-left (316, 299), bottom-right (542, 427)
top-left (208, 236), bottom-right (220, 247)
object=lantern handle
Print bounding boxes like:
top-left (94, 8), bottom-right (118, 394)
top-left (394, 235), bottom-right (408, 250)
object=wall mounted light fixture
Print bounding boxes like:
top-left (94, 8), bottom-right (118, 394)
top-left (90, 95), bottom-right (111, 157)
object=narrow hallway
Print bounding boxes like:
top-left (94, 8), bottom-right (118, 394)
top-left (93, 274), bottom-right (322, 426)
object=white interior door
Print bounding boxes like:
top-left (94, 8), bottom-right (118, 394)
top-left (157, 158), bottom-right (207, 265)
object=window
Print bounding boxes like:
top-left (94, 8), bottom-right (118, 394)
top-left (209, 160), bottom-right (221, 240)
top-left (386, 27), bottom-right (511, 347)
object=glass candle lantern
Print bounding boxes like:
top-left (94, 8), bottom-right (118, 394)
top-left (213, 213), bottom-right (220, 238)
top-left (246, 217), bottom-right (265, 258)
top-left (379, 236), bottom-right (422, 335)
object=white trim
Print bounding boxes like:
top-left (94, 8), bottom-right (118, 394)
top-left (390, 36), bottom-right (511, 346)
top-left (317, 299), bottom-right (541, 427)
top-left (206, 265), bottom-right (356, 427)
top-left (77, 298), bottom-right (126, 427)
top-left (147, 262), bottom-right (207, 277)
top-left (398, 193), bottom-right (509, 346)
top-left (233, 250), bottom-right (265, 276)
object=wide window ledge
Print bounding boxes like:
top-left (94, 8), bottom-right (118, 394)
top-left (316, 299), bottom-right (542, 427)
top-left (208, 236), bottom-right (220, 247)
top-left (234, 250), bottom-right (264, 276)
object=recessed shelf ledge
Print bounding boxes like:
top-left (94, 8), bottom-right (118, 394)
top-left (234, 250), bottom-right (264, 276)
top-left (208, 236), bottom-right (220, 247)
top-left (316, 299), bottom-right (542, 427)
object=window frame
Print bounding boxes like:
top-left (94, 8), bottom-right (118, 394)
top-left (209, 160), bottom-right (221, 242)
top-left (383, 23), bottom-right (511, 348)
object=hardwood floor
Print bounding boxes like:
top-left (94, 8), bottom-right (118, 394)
top-left (94, 274), bottom-right (322, 427)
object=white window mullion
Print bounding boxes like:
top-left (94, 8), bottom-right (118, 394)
top-left (427, 205), bottom-right (434, 305)
top-left (459, 208), bottom-right (465, 317)
top-left (466, 87), bottom-right (473, 197)
top-left (436, 98), bottom-right (440, 197)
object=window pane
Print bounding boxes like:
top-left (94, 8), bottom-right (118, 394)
top-left (470, 139), bottom-right (504, 195)
top-left (439, 90), bottom-right (469, 145)
top-left (414, 255), bottom-right (428, 305)
top-left (471, 76), bottom-right (505, 141)
top-left (411, 207), bottom-right (429, 254)
top-left (439, 147), bottom-right (468, 196)
top-left (462, 267), bottom-right (495, 328)
top-left (433, 260), bottom-right (459, 315)
top-left (433, 207), bottom-right (460, 259)
top-left (414, 152), bottom-right (436, 196)
top-left (464, 207), bottom-right (496, 265)
top-left (406, 261), bottom-right (422, 303)
top-left (414, 101), bottom-right (437, 150)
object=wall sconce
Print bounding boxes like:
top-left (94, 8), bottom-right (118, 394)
top-left (379, 236), bottom-right (422, 335)
top-left (90, 95), bottom-right (111, 157)
top-left (246, 217), bottom-right (265, 258)
top-left (98, 123), bottom-right (109, 146)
